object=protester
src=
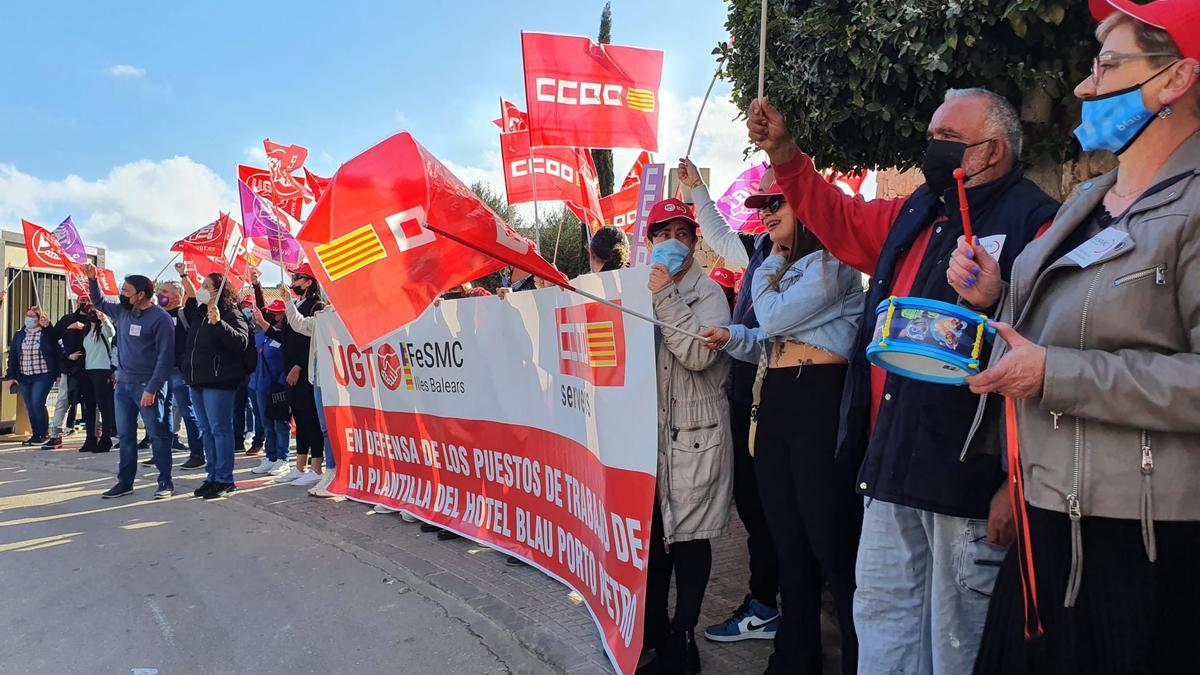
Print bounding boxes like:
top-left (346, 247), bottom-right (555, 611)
top-left (78, 308), bottom-right (116, 453)
top-left (86, 264), bottom-right (176, 499)
top-left (699, 175), bottom-right (865, 673)
top-left (748, 87), bottom-right (1060, 673)
top-left (678, 158), bottom-right (782, 644)
top-left (589, 225), bottom-right (630, 273)
top-left (161, 273), bottom-right (206, 469)
top-left (952, 3), bottom-right (1200, 671)
top-left (44, 299), bottom-right (93, 449)
top-left (234, 289), bottom-right (265, 456)
top-left (275, 263), bottom-right (325, 488)
top-left (247, 300), bottom-right (292, 477)
top-left (5, 306), bottom-right (59, 446)
top-left (637, 198), bottom-right (733, 674)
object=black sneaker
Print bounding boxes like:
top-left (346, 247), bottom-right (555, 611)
top-left (504, 555), bottom-right (527, 568)
top-left (193, 481), bottom-right (217, 498)
top-left (171, 439), bottom-right (189, 452)
top-left (436, 530), bottom-right (461, 541)
top-left (41, 436), bottom-right (63, 450)
top-left (23, 435), bottom-right (46, 446)
top-left (140, 457), bottom-right (156, 467)
top-left (203, 482), bottom-right (237, 500)
top-left (419, 523), bottom-right (442, 533)
top-left (137, 436), bottom-right (150, 450)
top-left (153, 484), bottom-right (174, 499)
top-left (101, 484), bottom-right (133, 499)
top-left (180, 456), bottom-right (205, 470)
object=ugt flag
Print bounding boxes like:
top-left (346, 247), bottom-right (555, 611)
top-left (264, 139), bottom-right (313, 205)
top-left (238, 180), bottom-right (304, 266)
top-left (52, 217), bottom-right (88, 265)
top-left (297, 132), bottom-right (567, 346)
top-left (239, 164), bottom-right (306, 220)
top-left (22, 219), bottom-right (78, 271)
top-left (522, 32), bottom-right (663, 151)
top-left (172, 213), bottom-right (240, 259)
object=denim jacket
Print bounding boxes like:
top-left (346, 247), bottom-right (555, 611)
top-left (723, 249), bottom-right (865, 363)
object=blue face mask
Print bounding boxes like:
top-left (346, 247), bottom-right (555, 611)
top-left (242, 308), bottom-right (253, 320)
top-left (24, 317), bottom-right (37, 330)
top-left (1074, 62), bottom-right (1177, 155)
top-left (650, 238), bottom-right (691, 275)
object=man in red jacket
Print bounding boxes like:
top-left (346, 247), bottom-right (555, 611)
top-left (748, 91), bottom-right (1059, 674)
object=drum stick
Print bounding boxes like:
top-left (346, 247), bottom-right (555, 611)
top-left (953, 168), bottom-right (974, 244)
top-left (757, 0), bottom-right (768, 100)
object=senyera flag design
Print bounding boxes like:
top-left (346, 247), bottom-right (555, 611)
top-left (522, 32), bottom-right (663, 151)
top-left (296, 131), bottom-right (568, 346)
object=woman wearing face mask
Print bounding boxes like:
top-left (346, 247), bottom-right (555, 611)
top-left (700, 174), bottom-right (865, 674)
top-left (247, 300), bottom-right (292, 477)
top-left (275, 263), bottom-right (326, 488)
top-left (4, 306), bottom-right (60, 445)
top-left (78, 307), bottom-right (116, 453)
top-left (181, 273), bottom-right (251, 499)
top-left (588, 225), bottom-right (630, 273)
top-left (637, 198), bottom-right (733, 674)
top-left (950, 2), bottom-right (1200, 672)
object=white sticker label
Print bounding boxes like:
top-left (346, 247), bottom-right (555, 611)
top-left (267, 339), bottom-right (282, 348)
top-left (129, 323), bottom-right (142, 337)
top-left (1066, 227), bottom-right (1131, 268)
top-left (978, 234), bottom-right (1007, 261)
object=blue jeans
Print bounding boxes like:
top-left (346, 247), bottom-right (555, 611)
top-left (18, 373), bottom-right (56, 437)
top-left (314, 384), bottom-right (333, 470)
top-left (169, 368), bottom-right (203, 456)
top-left (191, 387), bottom-right (237, 484)
top-left (248, 387), bottom-right (265, 444)
top-left (253, 388), bottom-right (291, 463)
top-left (114, 380), bottom-right (172, 489)
top-left (854, 499), bottom-right (1006, 675)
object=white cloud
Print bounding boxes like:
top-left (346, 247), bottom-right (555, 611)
top-left (0, 158), bottom-right (236, 280)
top-left (108, 64), bottom-right (145, 79)
top-left (242, 145), bottom-right (267, 163)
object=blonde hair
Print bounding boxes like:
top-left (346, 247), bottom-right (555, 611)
top-left (1097, 12), bottom-right (1200, 116)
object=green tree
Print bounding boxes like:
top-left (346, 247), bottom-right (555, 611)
top-left (591, 1), bottom-right (616, 197)
top-left (721, 0), bottom-right (1095, 180)
top-left (468, 182), bottom-right (589, 290)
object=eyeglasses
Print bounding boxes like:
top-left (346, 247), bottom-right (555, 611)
top-left (1091, 51), bottom-right (1179, 87)
top-left (756, 196), bottom-right (785, 215)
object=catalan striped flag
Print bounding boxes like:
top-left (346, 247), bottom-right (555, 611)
top-left (625, 88), bottom-right (655, 113)
top-left (314, 224), bottom-right (387, 281)
top-left (399, 343), bottom-right (415, 391)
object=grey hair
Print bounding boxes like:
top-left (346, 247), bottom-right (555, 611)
top-left (944, 88), bottom-right (1024, 162)
top-left (159, 280), bottom-right (182, 295)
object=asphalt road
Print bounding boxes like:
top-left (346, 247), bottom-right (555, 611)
top-left (0, 446), bottom-right (546, 675)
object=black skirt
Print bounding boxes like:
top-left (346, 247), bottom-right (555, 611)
top-left (973, 505), bottom-right (1200, 675)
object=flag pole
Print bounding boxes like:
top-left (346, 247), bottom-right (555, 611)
top-left (518, 32), bottom-right (544, 255)
top-left (423, 223), bottom-right (707, 341)
top-left (686, 66), bottom-right (721, 159)
top-left (757, 0), bottom-right (768, 101)
top-left (3, 267), bottom-right (24, 294)
top-left (152, 252), bottom-right (181, 283)
top-left (29, 265), bottom-right (41, 308)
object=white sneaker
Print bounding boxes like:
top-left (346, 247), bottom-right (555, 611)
top-left (399, 511), bottom-right (418, 523)
top-left (292, 470), bottom-right (321, 487)
top-left (373, 504), bottom-right (398, 514)
top-left (309, 469), bottom-right (335, 497)
top-left (250, 458), bottom-right (273, 475)
top-left (267, 460), bottom-right (290, 476)
top-left (275, 467), bottom-right (304, 483)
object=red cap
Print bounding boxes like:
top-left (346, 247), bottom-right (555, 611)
top-left (288, 262), bottom-right (316, 280)
top-left (709, 267), bottom-right (737, 288)
top-left (646, 198), bottom-right (699, 235)
top-left (76, 294), bottom-right (91, 304)
top-left (742, 168), bottom-right (785, 209)
top-left (265, 299), bottom-right (287, 313)
top-left (1091, 0), bottom-right (1200, 60)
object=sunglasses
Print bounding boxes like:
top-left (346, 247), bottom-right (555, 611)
top-left (756, 196), bottom-right (785, 215)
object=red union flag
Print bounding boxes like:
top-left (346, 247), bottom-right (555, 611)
top-left (492, 98), bottom-right (528, 132)
top-left (621, 151), bottom-right (652, 190)
top-left (238, 165), bottom-right (305, 220)
top-left (297, 132), bottom-right (568, 345)
top-left (97, 268), bottom-right (120, 298)
top-left (556, 301), bottom-right (626, 387)
top-left (22, 219), bottom-right (78, 271)
top-left (263, 139), bottom-right (313, 205)
top-left (171, 213), bottom-right (238, 259)
top-left (566, 149), bottom-right (605, 233)
top-left (522, 32), bottom-right (663, 151)
top-left (601, 183), bottom-right (640, 233)
top-left (303, 167), bottom-right (331, 201)
top-left (500, 129), bottom-right (587, 205)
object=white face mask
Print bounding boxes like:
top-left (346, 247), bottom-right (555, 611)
top-left (195, 288), bottom-right (211, 305)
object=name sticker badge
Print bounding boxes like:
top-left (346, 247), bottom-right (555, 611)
top-left (129, 323), bottom-right (142, 337)
top-left (1066, 227), bottom-right (1131, 269)
top-left (978, 234), bottom-right (1007, 260)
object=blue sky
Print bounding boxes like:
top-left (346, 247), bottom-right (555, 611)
top-left (0, 1), bottom-right (754, 277)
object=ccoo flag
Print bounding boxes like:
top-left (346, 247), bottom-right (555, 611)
top-left (522, 32), bottom-right (663, 151)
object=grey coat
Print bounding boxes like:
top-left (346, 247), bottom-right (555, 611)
top-left (653, 262), bottom-right (734, 544)
top-left (964, 133), bottom-right (1200, 602)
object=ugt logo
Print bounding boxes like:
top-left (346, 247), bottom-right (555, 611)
top-left (556, 301), bottom-right (626, 387)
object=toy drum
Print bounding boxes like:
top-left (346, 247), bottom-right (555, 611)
top-left (865, 296), bottom-right (993, 385)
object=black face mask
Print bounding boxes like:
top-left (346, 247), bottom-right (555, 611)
top-left (119, 296), bottom-right (133, 311)
top-left (921, 138), bottom-right (994, 197)
top-left (291, 283), bottom-right (307, 296)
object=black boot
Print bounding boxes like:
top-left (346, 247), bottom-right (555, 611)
top-left (657, 630), bottom-right (699, 675)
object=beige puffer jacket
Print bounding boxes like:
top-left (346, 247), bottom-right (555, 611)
top-left (653, 262), bottom-right (733, 544)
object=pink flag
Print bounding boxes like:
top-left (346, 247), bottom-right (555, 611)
top-left (716, 163), bottom-right (770, 234)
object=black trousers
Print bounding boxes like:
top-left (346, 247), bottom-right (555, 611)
top-left (731, 385), bottom-right (780, 608)
top-left (83, 370), bottom-right (115, 445)
top-left (974, 506), bottom-right (1200, 675)
top-left (291, 380), bottom-right (323, 459)
top-left (754, 364), bottom-right (861, 675)
top-left (643, 500), bottom-right (713, 646)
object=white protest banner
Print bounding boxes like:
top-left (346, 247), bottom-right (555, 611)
top-left (316, 267), bottom-right (656, 675)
